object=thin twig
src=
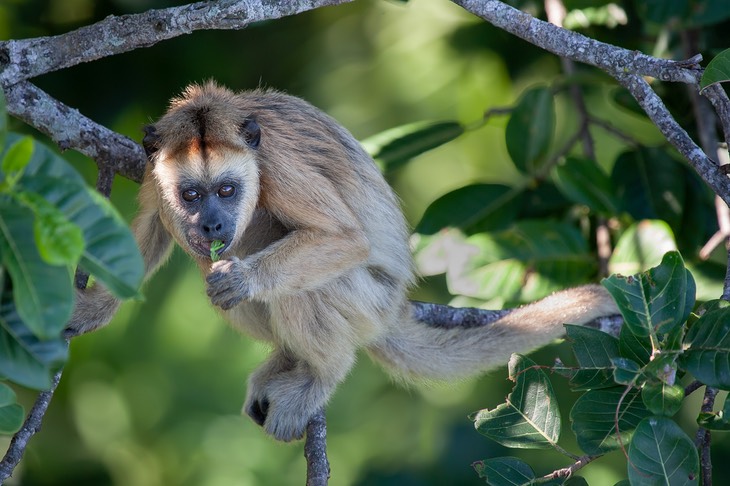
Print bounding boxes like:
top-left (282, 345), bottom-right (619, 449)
top-left (0, 370), bottom-right (63, 483)
top-left (695, 387), bottom-right (718, 486)
top-left (544, 454), bottom-right (600, 481)
top-left (304, 410), bottom-right (330, 486)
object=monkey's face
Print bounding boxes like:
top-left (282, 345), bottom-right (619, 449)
top-left (151, 149), bottom-right (261, 261)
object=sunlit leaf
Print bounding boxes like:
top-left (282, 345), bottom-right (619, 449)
top-left (18, 192), bottom-right (84, 266)
top-left (506, 86), bottom-right (554, 175)
top-left (472, 457), bottom-right (535, 486)
top-left (472, 354), bottom-right (560, 449)
top-left (361, 120), bottom-right (464, 172)
top-left (682, 308), bottom-right (730, 389)
top-left (1, 136), bottom-right (33, 188)
top-left (415, 184), bottom-right (520, 235)
top-left (570, 387), bottom-right (651, 455)
top-left (608, 220), bottom-right (677, 277)
top-left (628, 417), bottom-right (698, 486)
top-left (451, 221), bottom-right (593, 304)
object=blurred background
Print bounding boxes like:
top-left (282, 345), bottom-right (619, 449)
top-left (1, 0), bottom-right (729, 484)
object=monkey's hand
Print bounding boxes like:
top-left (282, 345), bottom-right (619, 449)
top-left (65, 284), bottom-right (120, 337)
top-left (206, 257), bottom-right (256, 310)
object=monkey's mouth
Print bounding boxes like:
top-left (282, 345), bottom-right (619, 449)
top-left (189, 237), bottom-right (230, 259)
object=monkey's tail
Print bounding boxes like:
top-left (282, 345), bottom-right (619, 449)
top-left (366, 284), bottom-right (619, 380)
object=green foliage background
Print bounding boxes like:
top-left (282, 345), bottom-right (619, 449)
top-left (2, 0), bottom-right (730, 484)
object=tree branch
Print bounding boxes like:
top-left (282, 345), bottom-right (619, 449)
top-left (0, 0), bottom-right (355, 86)
top-left (0, 370), bottom-right (63, 483)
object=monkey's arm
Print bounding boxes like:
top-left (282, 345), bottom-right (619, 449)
top-left (66, 183), bottom-right (173, 334)
top-left (207, 173), bottom-right (369, 308)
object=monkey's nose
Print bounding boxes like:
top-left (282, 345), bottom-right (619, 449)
top-left (202, 221), bottom-right (224, 238)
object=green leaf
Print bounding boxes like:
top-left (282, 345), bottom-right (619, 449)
top-left (681, 308), bottom-right (730, 389)
top-left (472, 354), bottom-right (560, 449)
top-left (451, 221), bottom-right (594, 304)
top-left (608, 220), bottom-right (677, 277)
top-left (602, 251), bottom-right (695, 339)
top-left (1, 136), bottom-right (34, 188)
top-left (552, 156), bottom-right (619, 213)
top-left (701, 47), bottom-right (730, 90)
top-left (611, 148), bottom-right (686, 232)
top-left (564, 324), bottom-right (621, 390)
top-left (570, 387), bottom-right (651, 455)
top-left (472, 457), bottom-right (535, 486)
top-left (20, 176), bottom-right (143, 299)
top-left (0, 201), bottom-right (74, 338)
top-left (628, 417), bottom-right (698, 486)
top-left (0, 382), bottom-right (24, 435)
top-left (0, 281), bottom-right (68, 389)
top-left (361, 120), bottom-right (464, 172)
top-left (618, 323), bottom-right (652, 367)
top-left (506, 87), bottom-right (554, 175)
top-left (635, 0), bottom-right (688, 24)
top-left (18, 192), bottom-right (84, 266)
top-left (415, 184), bottom-right (520, 235)
top-left (611, 357), bottom-right (642, 385)
top-left (210, 239), bottom-right (224, 262)
top-left (641, 382), bottom-right (684, 417)
top-left (697, 395), bottom-right (730, 430)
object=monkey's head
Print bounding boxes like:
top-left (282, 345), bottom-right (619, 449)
top-left (142, 82), bottom-right (262, 261)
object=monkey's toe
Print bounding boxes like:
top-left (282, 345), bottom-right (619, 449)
top-left (247, 398), bottom-right (270, 426)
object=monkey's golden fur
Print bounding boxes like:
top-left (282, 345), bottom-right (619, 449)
top-left (68, 82), bottom-right (618, 441)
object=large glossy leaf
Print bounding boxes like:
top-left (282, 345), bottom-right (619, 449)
top-left (628, 417), bottom-right (698, 486)
top-left (570, 387), bottom-right (651, 455)
top-left (552, 157), bottom-right (619, 213)
top-left (564, 324), bottom-right (620, 390)
top-left (602, 251), bottom-right (695, 339)
top-left (611, 148), bottom-right (686, 232)
top-left (472, 457), bottom-right (535, 486)
top-left (506, 87), bottom-right (554, 175)
top-left (0, 382), bottom-right (24, 434)
top-left (360, 120), bottom-right (464, 172)
top-left (415, 184), bottom-right (521, 235)
top-left (681, 307), bottom-right (730, 389)
top-left (701, 48), bottom-right (730, 90)
top-left (608, 220), bottom-right (677, 278)
top-left (451, 221), bottom-right (594, 303)
top-left (0, 282), bottom-right (68, 390)
top-left (0, 201), bottom-right (74, 338)
top-left (472, 354), bottom-right (560, 449)
top-left (20, 177), bottom-right (143, 298)
top-left (641, 382), bottom-right (684, 417)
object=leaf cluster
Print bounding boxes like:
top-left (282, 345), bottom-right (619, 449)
top-left (0, 91), bottom-right (144, 435)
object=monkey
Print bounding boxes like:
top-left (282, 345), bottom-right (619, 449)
top-left (67, 81), bottom-right (619, 442)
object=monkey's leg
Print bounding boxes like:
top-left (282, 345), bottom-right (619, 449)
top-left (243, 292), bottom-right (358, 442)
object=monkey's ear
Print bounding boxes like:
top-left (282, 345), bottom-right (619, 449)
top-left (142, 125), bottom-right (160, 159)
top-left (239, 118), bottom-right (261, 149)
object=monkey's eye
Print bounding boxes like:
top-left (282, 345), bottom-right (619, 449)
top-left (181, 189), bottom-right (200, 202)
top-left (218, 185), bottom-right (236, 198)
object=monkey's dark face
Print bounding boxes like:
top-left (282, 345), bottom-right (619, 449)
top-left (152, 149), bottom-right (262, 261)
top-left (176, 177), bottom-right (240, 258)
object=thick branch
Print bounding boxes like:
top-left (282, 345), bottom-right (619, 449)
top-left (304, 410), bottom-right (330, 486)
top-left (0, 0), bottom-right (355, 86)
top-left (4, 81), bottom-right (146, 183)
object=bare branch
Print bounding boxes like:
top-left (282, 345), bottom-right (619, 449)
top-left (0, 0), bottom-right (355, 86)
top-left (0, 370), bottom-right (63, 483)
top-left (3, 81), bottom-right (146, 183)
top-left (304, 410), bottom-right (330, 486)
top-left (451, 0), bottom-right (702, 84)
